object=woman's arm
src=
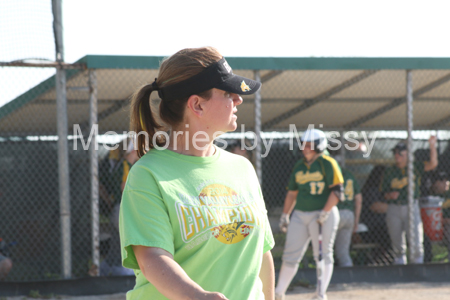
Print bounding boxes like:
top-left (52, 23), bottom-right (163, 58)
top-left (322, 185), bottom-right (340, 212)
top-left (317, 187), bottom-right (340, 224)
top-left (132, 246), bottom-right (228, 300)
top-left (282, 190), bottom-right (298, 215)
top-left (353, 193), bottom-right (362, 232)
top-left (259, 251), bottom-right (275, 300)
top-left (424, 135), bottom-right (438, 172)
top-left (370, 201), bottom-right (388, 214)
top-left (279, 190), bottom-right (298, 232)
top-left (384, 191), bottom-right (399, 200)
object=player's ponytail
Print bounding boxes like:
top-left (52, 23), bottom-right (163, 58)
top-left (129, 82), bottom-right (163, 157)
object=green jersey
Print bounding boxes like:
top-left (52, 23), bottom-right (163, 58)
top-left (119, 147), bottom-right (274, 300)
top-left (381, 161), bottom-right (425, 205)
top-left (287, 154), bottom-right (344, 212)
top-left (337, 168), bottom-right (361, 211)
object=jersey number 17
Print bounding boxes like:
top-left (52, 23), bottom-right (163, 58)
top-left (310, 182), bottom-right (325, 195)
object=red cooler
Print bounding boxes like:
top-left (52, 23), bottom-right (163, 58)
top-left (419, 196), bottom-right (444, 241)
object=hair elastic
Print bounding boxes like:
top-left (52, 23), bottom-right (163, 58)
top-left (151, 78), bottom-right (159, 90)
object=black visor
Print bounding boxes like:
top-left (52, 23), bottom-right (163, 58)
top-left (158, 58), bottom-right (261, 101)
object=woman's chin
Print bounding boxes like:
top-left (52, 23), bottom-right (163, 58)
top-left (225, 122), bottom-right (238, 132)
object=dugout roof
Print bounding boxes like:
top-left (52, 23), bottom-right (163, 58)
top-left (2, 55), bottom-right (450, 137)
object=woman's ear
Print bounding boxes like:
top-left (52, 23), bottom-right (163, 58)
top-left (186, 95), bottom-right (206, 118)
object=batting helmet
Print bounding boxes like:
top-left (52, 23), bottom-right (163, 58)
top-left (301, 128), bottom-right (327, 153)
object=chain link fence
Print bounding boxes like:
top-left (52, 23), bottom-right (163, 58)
top-left (2, 2), bottom-right (450, 282)
top-left (1, 66), bottom-right (450, 281)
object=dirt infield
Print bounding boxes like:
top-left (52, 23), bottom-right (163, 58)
top-left (286, 282), bottom-right (450, 300)
top-left (4, 282), bottom-right (450, 299)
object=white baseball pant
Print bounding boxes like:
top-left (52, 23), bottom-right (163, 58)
top-left (334, 209), bottom-right (354, 267)
top-left (386, 203), bottom-right (424, 264)
top-left (282, 207), bottom-right (339, 266)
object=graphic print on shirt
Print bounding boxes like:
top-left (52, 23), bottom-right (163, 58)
top-left (175, 181), bottom-right (264, 245)
top-left (391, 177), bottom-right (408, 190)
top-left (295, 170), bottom-right (324, 185)
top-left (211, 219), bottom-right (252, 244)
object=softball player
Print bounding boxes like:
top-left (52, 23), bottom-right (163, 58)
top-left (275, 129), bottom-right (343, 300)
top-left (333, 157), bottom-right (362, 267)
top-left (381, 137), bottom-right (437, 265)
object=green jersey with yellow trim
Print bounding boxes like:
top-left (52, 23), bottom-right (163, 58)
top-left (337, 168), bottom-right (361, 211)
top-left (288, 155), bottom-right (344, 212)
top-left (381, 161), bottom-right (425, 205)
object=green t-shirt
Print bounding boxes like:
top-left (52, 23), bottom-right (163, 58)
top-left (381, 161), bottom-right (425, 205)
top-left (287, 155), bottom-right (344, 212)
top-left (337, 168), bottom-right (361, 211)
top-left (119, 147), bottom-right (274, 300)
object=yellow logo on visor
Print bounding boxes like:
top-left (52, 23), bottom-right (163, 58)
top-left (241, 80), bottom-right (251, 92)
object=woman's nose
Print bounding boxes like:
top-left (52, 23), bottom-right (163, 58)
top-left (233, 94), bottom-right (243, 106)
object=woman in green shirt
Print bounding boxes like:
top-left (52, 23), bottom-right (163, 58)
top-left (119, 47), bottom-right (275, 300)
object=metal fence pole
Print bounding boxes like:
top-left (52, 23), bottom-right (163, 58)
top-left (254, 70), bottom-right (262, 184)
top-left (53, 0), bottom-right (71, 279)
top-left (340, 130), bottom-right (346, 168)
top-left (56, 67), bottom-right (71, 279)
top-left (406, 70), bottom-right (415, 263)
top-left (89, 70), bottom-right (99, 276)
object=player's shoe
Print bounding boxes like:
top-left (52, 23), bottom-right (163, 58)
top-left (275, 293), bottom-right (285, 300)
top-left (393, 255), bottom-right (407, 265)
top-left (412, 256), bottom-right (424, 264)
top-left (311, 292), bottom-right (327, 300)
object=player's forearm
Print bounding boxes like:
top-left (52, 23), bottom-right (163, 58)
top-left (259, 251), bottom-right (275, 300)
top-left (354, 194), bottom-right (362, 225)
top-left (323, 189), bottom-right (339, 212)
top-left (384, 191), bottom-right (397, 200)
top-left (282, 191), bottom-right (297, 215)
top-left (132, 246), bottom-right (207, 300)
top-left (370, 201), bottom-right (388, 214)
top-left (426, 143), bottom-right (438, 171)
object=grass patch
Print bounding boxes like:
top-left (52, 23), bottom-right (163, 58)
top-left (28, 290), bottom-right (62, 299)
top-left (432, 242), bottom-right (449, 263)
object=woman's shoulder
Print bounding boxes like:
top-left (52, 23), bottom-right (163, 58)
top-left (128, 150), bottom-right (168, 176)
top-left (219, 147), bottom-right (254, 168)
top-left (318, 154), bottom-right (336, 164)
top-left (317, 154), bottom-right (340, 170)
